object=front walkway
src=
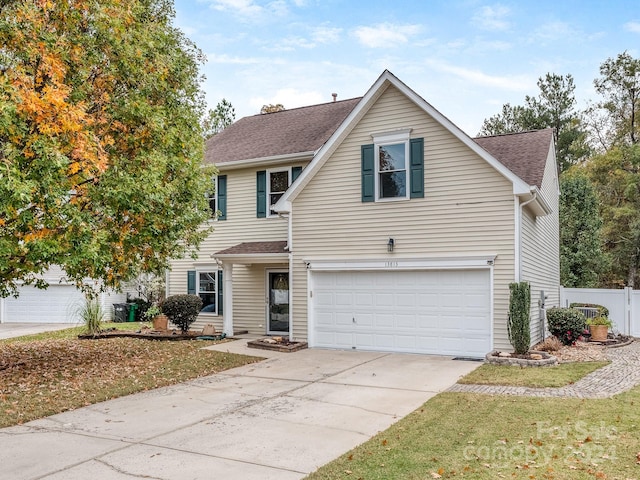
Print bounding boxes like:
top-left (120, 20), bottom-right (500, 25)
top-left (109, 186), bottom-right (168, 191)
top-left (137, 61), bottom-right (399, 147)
top-left (448, 340), bottom-right (640, 398)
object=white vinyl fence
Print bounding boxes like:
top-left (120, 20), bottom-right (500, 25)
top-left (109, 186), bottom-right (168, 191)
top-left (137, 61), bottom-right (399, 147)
top-left (559, 286), bottom-right (640, 337)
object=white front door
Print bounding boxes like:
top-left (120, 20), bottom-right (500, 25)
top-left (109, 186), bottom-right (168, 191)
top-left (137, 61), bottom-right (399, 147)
top-left (267, 270), bottom-right (289, 334)
top-left (311, 269), bottom-right (491, 357)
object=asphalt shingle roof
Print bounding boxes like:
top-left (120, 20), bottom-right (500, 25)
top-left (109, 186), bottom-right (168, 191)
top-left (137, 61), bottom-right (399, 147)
top-left (214, 241), bottom-right (288, 256)
top-left (205, 98), bottom-right (362, 165)
top-left (206, 94), bottom-right (553, 189)
top-left (473, 129), bottom-right (554, 188)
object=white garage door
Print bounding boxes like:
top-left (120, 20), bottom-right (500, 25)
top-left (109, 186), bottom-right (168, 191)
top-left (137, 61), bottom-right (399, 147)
top-left (311, 269), bottom-right (491, 358)
top-left (4, 285), bottom-right (85, 323)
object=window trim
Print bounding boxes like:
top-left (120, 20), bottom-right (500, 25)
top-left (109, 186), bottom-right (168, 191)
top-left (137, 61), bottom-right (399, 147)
top-left (196, 269), bottom-right (218, 315)
top-left (373, 131), bottom-right (411, 202)
top-left (266, 167), bottom-right (291, 217)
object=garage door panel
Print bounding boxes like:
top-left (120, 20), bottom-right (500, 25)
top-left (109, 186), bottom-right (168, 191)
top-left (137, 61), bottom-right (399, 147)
top-left (374, 313), bottom-right (394, 328)
top-left (316, 292), bottom-right (334, 306)
top-left (312, 269), bottom-right (491, 358)
top-left (396, 314), bottom-right (416, 328)
top-left (355, 292), bottom-right (374, 306)
top-left (335, 293), bottom-right (352, 305)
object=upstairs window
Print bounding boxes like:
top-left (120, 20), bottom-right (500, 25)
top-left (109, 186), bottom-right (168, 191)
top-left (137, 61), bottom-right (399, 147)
top-left (256, 166), bottom-right (302, 218)
top-left (207, 175), bottom-right (227, 220)
top-left (362, 130), bottom-right (423, 203)
top-left (377, 142), bottom-right (408, 200)
top-left (268, 168), bottom-right (290, 216)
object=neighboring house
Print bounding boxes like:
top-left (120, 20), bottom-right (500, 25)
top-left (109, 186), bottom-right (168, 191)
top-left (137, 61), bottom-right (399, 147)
top-left (167, 70), bottom-right (559, 357)
top-left (0, 266), bottom-right (128, 324)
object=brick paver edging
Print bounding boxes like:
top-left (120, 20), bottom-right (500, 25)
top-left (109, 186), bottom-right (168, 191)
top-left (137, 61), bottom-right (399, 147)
top-left (447, 340), bottom-right (640, 398)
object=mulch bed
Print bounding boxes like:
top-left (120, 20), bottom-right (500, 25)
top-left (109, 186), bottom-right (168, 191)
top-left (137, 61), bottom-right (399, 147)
top-left (78, 328), bottom-right (218, 341)
top-left (247, 337), bottom-right (308, 353)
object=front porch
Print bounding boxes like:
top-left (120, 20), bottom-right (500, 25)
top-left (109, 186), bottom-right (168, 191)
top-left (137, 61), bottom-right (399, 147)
top-left (213, 241), bottom-right (291, 338)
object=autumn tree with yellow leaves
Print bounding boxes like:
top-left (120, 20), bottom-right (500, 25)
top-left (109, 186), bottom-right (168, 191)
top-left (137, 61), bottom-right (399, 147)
top-left (0, 0), bottom-right (212, 297)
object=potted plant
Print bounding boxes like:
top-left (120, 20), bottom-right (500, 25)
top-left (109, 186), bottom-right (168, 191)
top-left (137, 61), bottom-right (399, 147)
top-left (586, 316), bottom-right (612, 342)
top-left (144, 304), bottom-right (168, 331)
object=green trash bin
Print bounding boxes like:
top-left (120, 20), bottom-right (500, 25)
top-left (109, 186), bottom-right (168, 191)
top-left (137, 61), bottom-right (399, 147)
top-left (127, 303), bottom-right (138, 322)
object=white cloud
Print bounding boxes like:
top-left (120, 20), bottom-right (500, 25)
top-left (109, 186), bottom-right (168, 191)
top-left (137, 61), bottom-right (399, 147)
top-left (425, 60), bottom-right (532, 91)
top-left (624, 21), bottom-right (640, 33)
top-left (210, 0), bottom-right (263, 17)
top-left (206, 53), bottom-right (262, 64)
top-left (208, 0), bottom-right (289, 20)
top-left (352, 23), bottom-right (422, 48)
top-left (312, 26), bottom-right (342, 44)
top-left (472, 4), bottom-right (511, 31)
top-left (250, 88), bottom-right (326, 111)
top-left (529, 21), bottom-right (575, 44)
top-left (270, 36), bottom-right (316, 51)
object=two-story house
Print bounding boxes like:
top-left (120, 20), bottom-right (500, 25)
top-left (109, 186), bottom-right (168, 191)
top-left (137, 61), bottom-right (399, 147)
top-left (167, 70), bottom-right (559, 358)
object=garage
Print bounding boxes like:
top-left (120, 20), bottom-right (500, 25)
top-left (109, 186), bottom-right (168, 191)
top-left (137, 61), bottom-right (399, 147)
top-left (310, 269), bottom-right (492, 358)
top-left (3, 285), bottom-right (85, 324)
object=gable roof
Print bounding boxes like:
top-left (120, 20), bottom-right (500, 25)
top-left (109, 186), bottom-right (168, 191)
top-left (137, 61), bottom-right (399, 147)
top-left (474, 129), bottom-right (554, 189)
top-left (276, 70), bottom-right (552, 216)
top-left (205, 98), bottom-right (361, 166)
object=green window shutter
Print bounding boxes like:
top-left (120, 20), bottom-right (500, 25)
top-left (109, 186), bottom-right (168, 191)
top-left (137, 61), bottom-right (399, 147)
top-left (361, 144), bottom-right (375, 202)
top-left (217, 175), bottom-right (227, 220)
top-left (291, 166), bottom-right (302, 182)
top-left (187, 270), bottom-right (196, 295)
top-left (410, 138), bottom-right (424, 198)
top-left (217, 270), bottom-right (223, 315)
top-left (256, 170), bottom-right (266, 218)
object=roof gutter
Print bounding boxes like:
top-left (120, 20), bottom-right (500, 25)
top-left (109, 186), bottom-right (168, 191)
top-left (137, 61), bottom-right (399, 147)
top-left (212, 151), bottom-right (315, 171)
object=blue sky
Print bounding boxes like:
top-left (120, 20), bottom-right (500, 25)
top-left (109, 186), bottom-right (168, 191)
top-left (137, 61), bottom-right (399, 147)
top-left (173, 0), bottom-right (640, 135)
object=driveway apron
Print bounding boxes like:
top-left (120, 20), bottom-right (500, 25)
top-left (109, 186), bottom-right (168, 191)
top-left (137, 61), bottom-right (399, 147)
top-left (0, 338), bottom-right (478, 480)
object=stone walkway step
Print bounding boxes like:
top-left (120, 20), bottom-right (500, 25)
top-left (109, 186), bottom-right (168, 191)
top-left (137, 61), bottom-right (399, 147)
top-left (448, 340), bottom-right (639, 399)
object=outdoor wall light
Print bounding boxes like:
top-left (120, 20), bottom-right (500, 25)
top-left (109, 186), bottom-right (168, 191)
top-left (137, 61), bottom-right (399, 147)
top-left (387, 238), bottom-right (395, 252)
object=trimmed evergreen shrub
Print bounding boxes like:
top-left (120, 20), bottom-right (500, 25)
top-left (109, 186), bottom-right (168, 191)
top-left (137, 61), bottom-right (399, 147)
top-left (161, 294), bottom-right (202, 333)
top-left (508, 282), bottom-right (531, 354)
top-left (546, 307), bottom-right (586, 345)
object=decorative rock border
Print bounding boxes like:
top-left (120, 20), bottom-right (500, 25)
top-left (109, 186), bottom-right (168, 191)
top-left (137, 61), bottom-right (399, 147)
top-left (247, 338), bottom-right (308, 353)
top-left (485, 350), bottom-right (558, 367)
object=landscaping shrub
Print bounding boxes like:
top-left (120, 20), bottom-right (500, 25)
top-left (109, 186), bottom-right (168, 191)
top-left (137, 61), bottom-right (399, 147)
top-left (546, 307), bottom-right (586, 345)
top-left (536, 336), bottom-right (563, 352)
top-left (508, 281), bottom-right (531, 354)
top-left (77, 296), bottom-right (105, 337)
top-left (161, 294), bottom-right (202, 333)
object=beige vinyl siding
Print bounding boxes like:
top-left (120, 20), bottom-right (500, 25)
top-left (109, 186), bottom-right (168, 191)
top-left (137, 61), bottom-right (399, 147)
top-left (521, 146), bottom-right (560, 343)
top-left (291, 85), bottom-right (516, 349)
top-left (167, 163), bottom-right (305, 332)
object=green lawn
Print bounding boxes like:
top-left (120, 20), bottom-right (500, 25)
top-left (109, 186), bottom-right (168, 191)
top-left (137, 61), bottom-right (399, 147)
top-left (0, 323), bottom-right (261, 427)
top-left (458, 361), bottom-right (611, 388)
top-left (307, 360), bottom-right (638, 480)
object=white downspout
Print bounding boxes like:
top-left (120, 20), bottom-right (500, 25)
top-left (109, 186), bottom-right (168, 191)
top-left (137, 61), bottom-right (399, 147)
top-left (517, 188), bottom-right (538, 282)
top-left (287, 208), bottom-right (294, 340)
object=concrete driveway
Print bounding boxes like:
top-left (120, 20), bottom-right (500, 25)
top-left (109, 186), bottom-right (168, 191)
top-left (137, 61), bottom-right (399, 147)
top-left (0, 338), bottom-right (479, 480)
top-left (0, 323), bottom-right (77, 340)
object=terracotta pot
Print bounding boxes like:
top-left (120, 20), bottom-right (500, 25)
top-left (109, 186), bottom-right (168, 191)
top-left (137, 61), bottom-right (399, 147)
top-left (152, 314), bottom-right (169, 331)
top-left (589, 324), bottom-right (608, 342)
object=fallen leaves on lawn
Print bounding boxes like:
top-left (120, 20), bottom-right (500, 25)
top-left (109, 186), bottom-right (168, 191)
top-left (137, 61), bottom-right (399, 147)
top-left (0, 337), bottom-right (258, 427)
